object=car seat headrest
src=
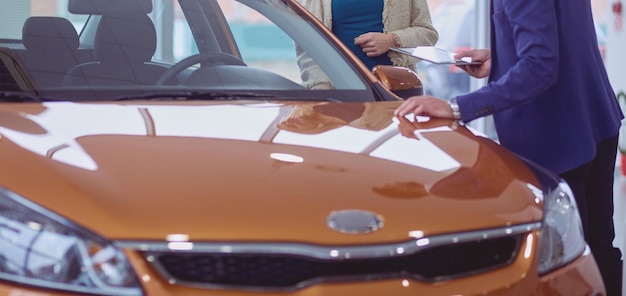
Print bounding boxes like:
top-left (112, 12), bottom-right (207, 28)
top-left (22, 17), bottom-right (79, 51)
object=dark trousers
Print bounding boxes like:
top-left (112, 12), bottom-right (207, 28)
top-left (560, 134), bottom-right (623, 296)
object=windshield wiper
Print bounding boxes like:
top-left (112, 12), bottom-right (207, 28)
top-left (0, 91), bottom-right (60, 102)
top-left (113, 91), bottom-right (279, 101)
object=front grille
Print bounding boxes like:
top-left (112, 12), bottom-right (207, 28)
top-left (144, 234), bottom-right (524, 290)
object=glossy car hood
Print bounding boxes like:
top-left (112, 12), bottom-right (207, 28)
top-left (0, 101), bottom-right (543, 244)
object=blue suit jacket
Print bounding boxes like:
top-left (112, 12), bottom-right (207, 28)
top-left (456, 0), bottom-right (623, 174)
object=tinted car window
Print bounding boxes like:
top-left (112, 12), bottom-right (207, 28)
top-left (1, 0), bottom-right (381, 102)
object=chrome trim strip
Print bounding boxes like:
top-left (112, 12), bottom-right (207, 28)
top-left (116, 223), bottom-right (540, 292)
top-left (115, 222), bottom-right (541, 259)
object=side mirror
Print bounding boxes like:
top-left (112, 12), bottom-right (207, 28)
top-left (372, 65), bottom-right (423, 99)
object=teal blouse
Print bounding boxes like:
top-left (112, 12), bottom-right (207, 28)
top-left (331, 0), bottom-right (393, 70)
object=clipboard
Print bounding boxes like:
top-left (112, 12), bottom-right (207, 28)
top-left (390, 46), bottom-right (483, 65)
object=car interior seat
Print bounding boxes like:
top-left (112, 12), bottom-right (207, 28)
top-left (63, 13), bottom-right (176, 86)
top-left (19, 17), bottom-right (83, 88)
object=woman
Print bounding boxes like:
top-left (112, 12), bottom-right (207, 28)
top-left (296, 0), bottom-right (438, 89)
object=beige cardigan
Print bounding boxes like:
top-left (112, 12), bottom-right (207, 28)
top-left (296, 0), bottom-right (439, 88)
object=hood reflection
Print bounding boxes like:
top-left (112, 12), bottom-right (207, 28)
top-left (0, 105), bottom-right (47, 135)
top-left (0, 101), bottom-right (508, 181)
top-left (395, 116), bottom-right (517, 199)
top-left (276, 102), bottom-right (395, 134)
top-left (372, 181), bottom-right (428, 199)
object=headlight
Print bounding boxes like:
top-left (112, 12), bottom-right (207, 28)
top-left (0, 188), bottom-right (142, 295)
top-left (537, 180), bottom-right (587, 274)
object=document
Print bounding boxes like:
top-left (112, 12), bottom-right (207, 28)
top-left (390, 46), bottom-right (483, 65)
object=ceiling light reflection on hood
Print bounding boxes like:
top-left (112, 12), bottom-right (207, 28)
top-left (270, 153), bottom-right (304, 163)
top-left (166, 234), bottom-right (189, 242)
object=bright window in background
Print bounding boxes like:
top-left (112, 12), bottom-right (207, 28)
top-left (424, 0), bottom-right (492, 137)
top-left (591, 0), bottom-right (609, 61)
top-left (422, 0), bottom-right (476, 100)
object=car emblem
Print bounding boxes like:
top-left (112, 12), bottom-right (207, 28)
top-left (326, 210), bottom-right (383, 234)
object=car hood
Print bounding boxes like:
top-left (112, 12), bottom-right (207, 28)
top-left (0, 100), bottom-right (543, 244)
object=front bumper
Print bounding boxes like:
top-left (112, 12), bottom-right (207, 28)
top-left (0, 235), bottom-right (605, 296)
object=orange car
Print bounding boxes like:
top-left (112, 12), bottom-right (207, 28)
top-left (0, 0), bottom-right (605, 295)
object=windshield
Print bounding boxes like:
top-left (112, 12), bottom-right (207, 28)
top-left (0, 0), bottom-right (382, 102)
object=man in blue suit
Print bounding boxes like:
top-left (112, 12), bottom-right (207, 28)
top-left (394, 0), bottom-right (623, 294)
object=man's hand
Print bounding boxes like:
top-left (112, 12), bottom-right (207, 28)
top-left (454, 49), bottom-right (491, 78)
top-left (354, 32), bottom-right (395, 57)
top-left (393, 95), bottom-right (454, 119)
top-left (397, 116), bottom-right (452, 139)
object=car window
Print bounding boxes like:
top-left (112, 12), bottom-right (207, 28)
top-left (220, 1), bottom-right (299, 81)
top-left (0, 0), bottom-right (378, 102)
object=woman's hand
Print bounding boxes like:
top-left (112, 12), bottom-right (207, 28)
top-left (354, 32), bottom-right (396, 57)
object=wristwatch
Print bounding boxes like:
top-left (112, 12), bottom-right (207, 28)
top-left (448, 97), bottom-right (461, 121)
